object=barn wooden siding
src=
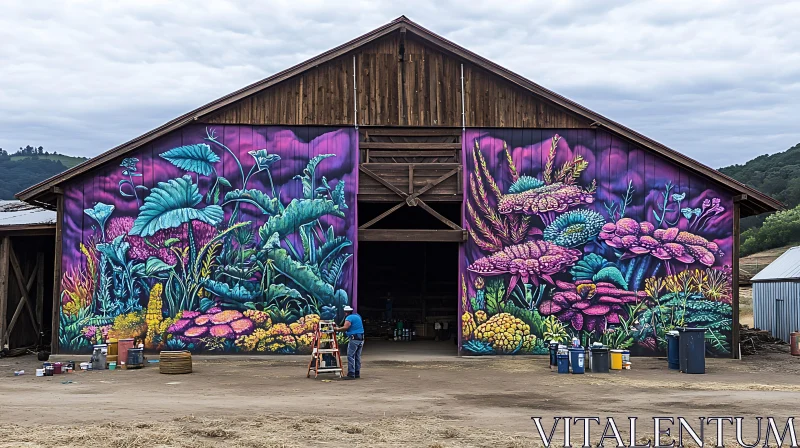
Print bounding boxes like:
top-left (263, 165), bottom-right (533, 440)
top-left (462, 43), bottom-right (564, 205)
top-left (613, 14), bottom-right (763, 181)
top-left (202, 33), bottom-right (591, 129)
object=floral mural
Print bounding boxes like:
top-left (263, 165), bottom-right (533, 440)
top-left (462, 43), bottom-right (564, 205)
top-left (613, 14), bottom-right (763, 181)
top-left (460, 130), bottom-right (733, 356)
top-left (59, 126), bottom-right (357, 354)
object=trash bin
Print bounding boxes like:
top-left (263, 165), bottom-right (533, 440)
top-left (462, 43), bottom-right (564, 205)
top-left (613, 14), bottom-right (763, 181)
top-left (677, 327), bottom-right (706, 374)
top-left (666, 331), bottom-right (680, 370)
top-left (591, 347), bottom-right (609, 373)
top-left (557, 353), bottom-right (570, 374)
top-left (569, 347), bottom-right (585, 374)
top-left (549, 342), bottom-right (559, 369)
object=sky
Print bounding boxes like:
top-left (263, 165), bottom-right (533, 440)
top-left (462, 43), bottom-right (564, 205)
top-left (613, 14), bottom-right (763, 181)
top-left (1, 1), bottom-right (798, 168)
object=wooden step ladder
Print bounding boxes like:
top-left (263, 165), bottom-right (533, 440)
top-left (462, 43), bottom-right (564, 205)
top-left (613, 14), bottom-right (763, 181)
top-left (306, 320), bottom-right (344, 378)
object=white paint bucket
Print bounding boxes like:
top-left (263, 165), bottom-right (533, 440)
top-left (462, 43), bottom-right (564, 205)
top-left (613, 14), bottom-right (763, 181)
top-left (35, 369), bottom-right (44, 377)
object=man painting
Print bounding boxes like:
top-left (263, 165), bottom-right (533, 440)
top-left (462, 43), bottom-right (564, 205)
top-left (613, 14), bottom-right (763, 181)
top-left (335, 305), bottom-right (364, 380)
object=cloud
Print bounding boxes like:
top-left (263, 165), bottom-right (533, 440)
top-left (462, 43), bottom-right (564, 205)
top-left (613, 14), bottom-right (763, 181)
top-left (1, 0), bottom-right (798, 167)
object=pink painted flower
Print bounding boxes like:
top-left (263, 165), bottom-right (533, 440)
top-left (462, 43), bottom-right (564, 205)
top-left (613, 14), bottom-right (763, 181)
top-left (538, 280), bottom-right (646, 333)
top-left (599, 218), bottom-right (723, 266)
top-left (468, 240), bottom-right (581, 294)
top-left (498, 182), bottom-right (594, 215)
top-left (106, 217), bottom-right (216, 265)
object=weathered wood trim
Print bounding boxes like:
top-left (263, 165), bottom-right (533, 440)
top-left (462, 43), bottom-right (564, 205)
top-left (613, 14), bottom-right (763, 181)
top-left (51, 194), bottom-right (64, 354)
top-left (359, 142), bottom-right (461, 150)
top-left (732, 201), bottom-right (741, 359)
top-left (6, 246), bottom-right (41, 341)
top-left (359, 202), bottom-right (406, 230)
top-left (363, 127), bottom-right (461, 136)
top-left (358, 229), bottom-right (466, 242)
top-left (36, 252), bottom-right (44, 332)
top-left (0, 237), bottom-right (9, 347)
top-left (0, 224), bottom-right (56, 235)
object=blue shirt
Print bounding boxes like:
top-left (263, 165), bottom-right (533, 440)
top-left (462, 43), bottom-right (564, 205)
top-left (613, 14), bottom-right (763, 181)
top-left (345, 313), bottom-right (364, 336)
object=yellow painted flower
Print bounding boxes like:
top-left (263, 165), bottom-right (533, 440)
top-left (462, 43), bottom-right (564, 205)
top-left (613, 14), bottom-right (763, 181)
top-left (462, 312), bottom-right (476, 341)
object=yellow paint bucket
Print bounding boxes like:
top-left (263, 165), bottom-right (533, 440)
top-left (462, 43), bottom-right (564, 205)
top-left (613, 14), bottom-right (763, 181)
top-left (610, 350), bottom-right (623, 370)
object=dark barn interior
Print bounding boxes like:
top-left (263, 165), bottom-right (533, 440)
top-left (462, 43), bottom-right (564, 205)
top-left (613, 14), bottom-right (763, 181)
top-left (357, 202), bottom-right (460, 353)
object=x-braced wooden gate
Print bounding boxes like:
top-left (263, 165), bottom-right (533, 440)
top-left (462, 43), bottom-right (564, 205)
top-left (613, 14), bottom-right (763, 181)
top-left (357, 128), bottom-right (465, 242)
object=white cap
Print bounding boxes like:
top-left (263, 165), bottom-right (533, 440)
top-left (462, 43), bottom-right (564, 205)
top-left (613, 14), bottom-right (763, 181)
top-left (343, 305), bottom-right (353, 312)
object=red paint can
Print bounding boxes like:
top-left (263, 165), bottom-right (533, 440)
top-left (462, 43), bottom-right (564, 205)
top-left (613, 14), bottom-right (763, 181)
top-left (53, 362), bottom-right (62, 374)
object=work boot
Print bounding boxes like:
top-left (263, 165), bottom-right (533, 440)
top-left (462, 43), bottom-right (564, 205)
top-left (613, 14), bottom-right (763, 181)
top-left (355, 371), bottom-right (360, 379)
top-left (341, 374), bottom-right (356, 380)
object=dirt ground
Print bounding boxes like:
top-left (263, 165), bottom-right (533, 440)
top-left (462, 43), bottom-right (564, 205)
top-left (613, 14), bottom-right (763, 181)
top-left (1, 348), bottom-right (799, 448)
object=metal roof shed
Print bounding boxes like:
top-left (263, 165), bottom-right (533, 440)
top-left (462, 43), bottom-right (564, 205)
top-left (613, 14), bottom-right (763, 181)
top-left (752, 247), bottom-right (800, 342)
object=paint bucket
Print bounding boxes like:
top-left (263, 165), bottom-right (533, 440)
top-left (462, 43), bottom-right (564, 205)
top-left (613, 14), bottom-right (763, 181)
top-left (610, 350), bottom-right (623, 370)
top-left (79, 362), bottom-right (89, 371)
top-left (623, 362), bottom-right (631, 370)
top-left (35, 369), bottom-right (44, 377)
top-left (44, 366), bottom-right (54, 376)
top-left (621, 350), bottom-right (630, 365)
top-left (53, 362), bottom-right (62, 374)
top-left (109, 362), bottom-right (117, 371)
top-left (557, 353), bottom-right (569, 374)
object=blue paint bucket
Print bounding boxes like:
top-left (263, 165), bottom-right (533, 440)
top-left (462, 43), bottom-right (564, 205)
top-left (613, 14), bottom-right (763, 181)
top-left (557, 353), bottom-right (569, 374)
top-left (569, 347), bottom-right (585, 374)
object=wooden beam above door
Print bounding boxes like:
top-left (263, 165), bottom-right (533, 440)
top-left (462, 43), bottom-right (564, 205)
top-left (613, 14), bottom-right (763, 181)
top-left (359, 229), bottom-right (466, 242)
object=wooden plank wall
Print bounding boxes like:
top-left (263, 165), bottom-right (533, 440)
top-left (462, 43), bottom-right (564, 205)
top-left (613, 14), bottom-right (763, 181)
top-left (201, 32), bottom-right (591, 128)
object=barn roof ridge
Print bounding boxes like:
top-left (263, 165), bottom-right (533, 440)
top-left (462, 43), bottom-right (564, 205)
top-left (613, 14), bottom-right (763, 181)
top-left (16, 15), bottom-right (782, 215)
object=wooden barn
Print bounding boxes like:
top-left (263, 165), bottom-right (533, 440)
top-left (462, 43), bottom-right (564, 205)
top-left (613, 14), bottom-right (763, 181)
top-left (17, 17), bottom-right (780, 358)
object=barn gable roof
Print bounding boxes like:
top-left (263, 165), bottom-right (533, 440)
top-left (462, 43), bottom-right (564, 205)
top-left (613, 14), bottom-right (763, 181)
top-left (16, 16), bottom-right (782, 216)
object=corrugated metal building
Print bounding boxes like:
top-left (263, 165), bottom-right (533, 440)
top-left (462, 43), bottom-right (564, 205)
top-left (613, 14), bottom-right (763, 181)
top-left (752, 246), bottom-right (800, 342)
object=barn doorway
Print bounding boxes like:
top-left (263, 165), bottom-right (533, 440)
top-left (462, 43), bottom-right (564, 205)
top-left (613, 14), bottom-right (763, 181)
top-left (357, 203), bottom-right (461, 357)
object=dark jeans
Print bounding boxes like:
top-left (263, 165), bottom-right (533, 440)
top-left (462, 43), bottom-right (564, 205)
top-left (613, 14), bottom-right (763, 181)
top-left (347, 337), bottom-right (364, 377)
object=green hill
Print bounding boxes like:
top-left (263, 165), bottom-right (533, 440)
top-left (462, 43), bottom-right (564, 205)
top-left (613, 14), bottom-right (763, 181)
top-left (719, 143), bottom-right (800, 226)
top-left (9, 153), bottom-right (86, 169)
top-left (719, 142), bottom-right (800, 256)
top-left (0, 146), bottom-right (87, 199)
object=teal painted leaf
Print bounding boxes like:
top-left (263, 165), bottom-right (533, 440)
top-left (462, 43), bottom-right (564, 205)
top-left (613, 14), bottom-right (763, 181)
top-left (144, 257), bottom-right (174, 277)
top-left (332, 180), bottom-right (347, 210)
top-left (257, 198), bottom-right (344, 242)
top-left (203, 279), bottom-right (260, 303)
top-left (266, 244), bottom-right (342, 306)
top-left (265, 283), bottom-right (303, 302)
top-left (681, 207), bottom-right (694, 219)
top-left (224, 188), bottom-right (281, 215)
top-left (160, 144), bottom-right (220, 176)
top-left (217, 177), bottom-right (232, 188)
top-left (322, 253), bottom-right (351, 286)
top-left (163, 238), bottom-right (181, 247)
top-left (570, 253), bottom-right (612, 281)
top-left (293, 154), bottom-right (335, 199)
top-left (316, 236), bottom-right (352, 267)
top-left (508, 175), bottom-right (544, 194)
top-left (593, 266), bottom-right (628, 289)
top-left (84, 202), bottom-right (115, 230)
top-left (130, 175), bottom-right (223, 237)
top-left (96, 235), bottom-right (129, 267)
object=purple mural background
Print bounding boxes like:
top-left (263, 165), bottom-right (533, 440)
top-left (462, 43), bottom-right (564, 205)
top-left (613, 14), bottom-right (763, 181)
top-left (459, 129), bottom-right (734, 357)
top-left (59, 125), bottom-right (357, 354)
